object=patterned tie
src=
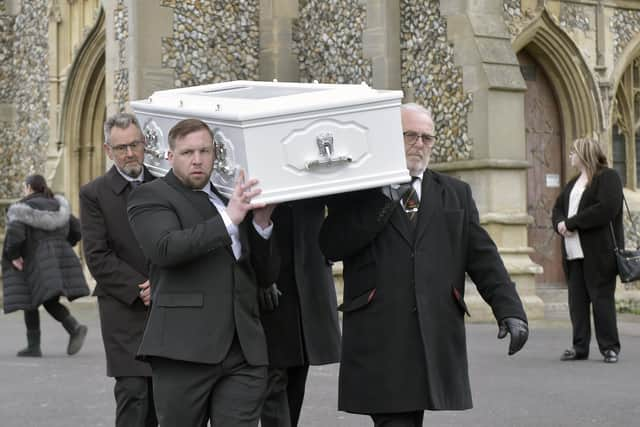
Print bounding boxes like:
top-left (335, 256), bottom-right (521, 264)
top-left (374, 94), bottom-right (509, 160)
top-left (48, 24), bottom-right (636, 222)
top-left (401, 176), bottom-right (420, 224)
top-left (130, 180), bottom-right (142, 189)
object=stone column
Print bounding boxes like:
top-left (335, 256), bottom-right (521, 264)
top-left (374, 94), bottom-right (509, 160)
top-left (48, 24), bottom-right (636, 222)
top-left (128, 1), bottom-right (174, 99)
top-left (438, 0), bottom-right (544, 320)
top-left (104, 0), bottom-right (174, 115)
top-left (259, 0), bottom-right (299, 82)
top-left (363, 0), bottom-right (401, 89)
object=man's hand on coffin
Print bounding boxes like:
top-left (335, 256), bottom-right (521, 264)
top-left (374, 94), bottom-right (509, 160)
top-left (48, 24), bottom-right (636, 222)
top-left (253, 204), bottom-right (277, 230)
top-left (227, 170), bottom-right (264, 225)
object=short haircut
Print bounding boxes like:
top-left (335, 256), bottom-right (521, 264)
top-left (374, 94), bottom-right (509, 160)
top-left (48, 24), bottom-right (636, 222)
top-left (168, 119), bottom-right (214, 150)
top-left (104, 113), bottom-right (142, 145)
top-left (401, 102), bottom-right (433, 121)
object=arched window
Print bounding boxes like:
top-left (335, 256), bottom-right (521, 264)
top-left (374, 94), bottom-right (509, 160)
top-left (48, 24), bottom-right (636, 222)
top-left (612, 124), bottom-right (626, 186)
top-left (612, 58), bottom-right (640, 188)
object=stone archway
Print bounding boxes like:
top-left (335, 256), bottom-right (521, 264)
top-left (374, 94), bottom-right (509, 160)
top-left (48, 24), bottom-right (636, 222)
top-left (513, 10), bottom-right (602, 293)
top-left (513, 10), bottom-right (604, 172)
top-left (55, 9), bottom-right (106, 215)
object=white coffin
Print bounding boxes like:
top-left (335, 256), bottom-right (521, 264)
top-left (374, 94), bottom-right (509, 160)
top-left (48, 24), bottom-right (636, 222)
top-left (130, 80), bottom-right (409, 204)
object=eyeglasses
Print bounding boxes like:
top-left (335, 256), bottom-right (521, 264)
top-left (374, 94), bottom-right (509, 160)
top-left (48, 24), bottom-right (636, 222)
top-left (109, 140), bottom-right (145, 153)
top-left (403, 131), bottom-right (436, 146)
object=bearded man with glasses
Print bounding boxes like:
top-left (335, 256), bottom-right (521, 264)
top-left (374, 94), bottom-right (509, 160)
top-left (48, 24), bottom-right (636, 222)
top-left (319, 102), bottom-right (529, 426)
top-left (80, 113), bottom-right (158, 426)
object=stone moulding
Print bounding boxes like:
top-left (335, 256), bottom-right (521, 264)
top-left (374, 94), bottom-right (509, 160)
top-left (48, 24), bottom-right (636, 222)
top-left (512, 10), bottom-right (604, 144)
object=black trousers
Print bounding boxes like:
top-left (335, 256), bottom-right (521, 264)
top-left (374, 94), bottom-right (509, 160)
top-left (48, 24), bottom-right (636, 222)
top-left (23, 297), bottom-right (70, 330)
top-left (370, 411), bottom-right (424, 427)
top-left (260, 365), bottom-right (310, 427)
top-left (150, 338), bottom-right (267, 427)
top-left (114, 376), bottom-right (157, 427)
top-left (567, 259), bottom-right (620, 356)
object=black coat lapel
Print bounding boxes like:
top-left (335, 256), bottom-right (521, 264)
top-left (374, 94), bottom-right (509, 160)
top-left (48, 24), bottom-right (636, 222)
top-left (106, 166), bottom-right (130, 196)
top-left (414, 170), bottom-right (443, 244)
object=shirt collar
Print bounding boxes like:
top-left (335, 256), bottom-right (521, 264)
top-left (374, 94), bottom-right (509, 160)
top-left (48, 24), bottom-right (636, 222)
top-left (115, 166), bottom-right (143, 183)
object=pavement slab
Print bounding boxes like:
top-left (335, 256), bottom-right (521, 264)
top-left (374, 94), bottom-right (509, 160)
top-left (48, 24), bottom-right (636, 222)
top-left (1, 304), bottom-right (639, 427)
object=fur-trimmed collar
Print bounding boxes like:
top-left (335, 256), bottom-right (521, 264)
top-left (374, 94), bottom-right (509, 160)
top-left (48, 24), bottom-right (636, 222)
top-left (7, 195), bottom-right (70, 230)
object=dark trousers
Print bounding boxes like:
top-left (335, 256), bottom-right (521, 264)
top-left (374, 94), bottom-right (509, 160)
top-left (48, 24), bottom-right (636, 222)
top-left (150, 339), bottom-right (267, 427)
top-left (114, 376), bottom-right (157, 427)
top-left (23, 297), bottom-right (70, 330)
top-left (370, 411), bottom-right (424, 427)
top-left (260, 365), bottom-right (310, 427)
top-left (567, 259), bottom-right (620, 356)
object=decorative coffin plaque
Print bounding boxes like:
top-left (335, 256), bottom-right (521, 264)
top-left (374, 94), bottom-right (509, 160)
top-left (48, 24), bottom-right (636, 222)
top-left (130, 80), bottom-right (409, 204)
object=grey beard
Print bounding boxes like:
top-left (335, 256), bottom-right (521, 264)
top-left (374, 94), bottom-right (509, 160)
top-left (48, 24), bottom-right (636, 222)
top-left (121, 163), bottom-right (143, 178)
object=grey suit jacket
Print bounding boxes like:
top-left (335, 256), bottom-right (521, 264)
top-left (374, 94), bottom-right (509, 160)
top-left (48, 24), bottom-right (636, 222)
top-left (127, 170), bottom-right (279, 366)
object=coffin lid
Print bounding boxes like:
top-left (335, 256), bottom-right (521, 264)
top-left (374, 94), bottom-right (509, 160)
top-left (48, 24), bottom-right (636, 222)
top-left (130, 80), bottom-right (403, 122)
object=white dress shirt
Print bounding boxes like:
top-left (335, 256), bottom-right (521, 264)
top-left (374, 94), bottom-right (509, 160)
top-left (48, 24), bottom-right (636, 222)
top-left (197, 183), bottom-right (273, 260)
top-left (564, 179), bottom-right (585, 260)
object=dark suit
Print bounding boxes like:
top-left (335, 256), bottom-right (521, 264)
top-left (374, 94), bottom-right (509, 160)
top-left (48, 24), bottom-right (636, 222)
top-left (260, 200), bottom-right (341, 426)
top-left (127, 170), bottom-right (279, 427)
top-left (80, 165), bottom-right (157, 426)
top-left (552, 167), bottom-right (623, 356)
top-left (319, 170), bottom-right (527, 417)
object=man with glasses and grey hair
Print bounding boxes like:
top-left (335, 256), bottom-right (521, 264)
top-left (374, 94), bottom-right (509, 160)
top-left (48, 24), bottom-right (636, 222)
top-left (319, 102), bottom-right (529, 426)
top-left (80, 113), bottom-right (158, 426)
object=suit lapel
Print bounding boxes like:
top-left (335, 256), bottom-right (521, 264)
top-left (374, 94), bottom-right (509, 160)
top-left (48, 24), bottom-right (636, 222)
top-left (163, 170), bottom-right (218, 220)
top-left (389, 203), bottom-right (412, 247)
top-left (414, 171), bottom-right (443, 244)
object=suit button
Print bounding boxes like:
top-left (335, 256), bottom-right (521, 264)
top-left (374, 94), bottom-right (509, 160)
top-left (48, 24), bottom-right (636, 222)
top-left (410, 252), bottom-right (415, 258)
top-left (412, 306), bottom-right (417, 312)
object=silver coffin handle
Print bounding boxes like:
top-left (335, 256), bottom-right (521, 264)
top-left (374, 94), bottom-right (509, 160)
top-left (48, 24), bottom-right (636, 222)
top-left (305, 132), bottom-right (352, 170)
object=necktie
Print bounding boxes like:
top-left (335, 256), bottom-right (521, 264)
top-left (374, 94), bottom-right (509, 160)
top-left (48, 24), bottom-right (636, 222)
top-left (401, 176), bottom-right (420, 224)
top-left (130, 180), bottom-right (142, 189)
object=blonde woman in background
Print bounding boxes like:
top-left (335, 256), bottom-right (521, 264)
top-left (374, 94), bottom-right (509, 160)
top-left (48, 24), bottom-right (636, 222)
top-left (552, 138), bottom-right (623, 363)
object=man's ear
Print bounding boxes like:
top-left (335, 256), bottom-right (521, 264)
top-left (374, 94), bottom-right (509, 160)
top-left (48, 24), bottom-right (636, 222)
top-left (103, 144), bottom-right (114, 161)
top-left (167, 149), bottom-right (174, 165)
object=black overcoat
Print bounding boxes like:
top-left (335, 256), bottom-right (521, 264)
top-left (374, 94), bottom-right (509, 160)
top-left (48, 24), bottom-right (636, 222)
top-left (260, 199), bottom-right (341, 367)
top-left (551, 167), bottom-right (624, 284)
top-left (2, 193), bottom-right (89, 313)
top-left (127, 170), bottom-right (280, 366)
top-left (79, 165), bottom-right (156, 377)
top-left (319, 170), bottom-right (527, 413)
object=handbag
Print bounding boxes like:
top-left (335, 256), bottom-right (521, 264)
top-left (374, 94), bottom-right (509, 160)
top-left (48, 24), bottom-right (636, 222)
top-left (610, 196), bottom-right (640, 283)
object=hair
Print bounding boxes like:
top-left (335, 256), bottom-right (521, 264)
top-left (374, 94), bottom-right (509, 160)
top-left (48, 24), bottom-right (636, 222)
top-left (572, 137), bottom-right (608, 184)
top-left (168, 118), bottom-right (214, 150)
top-left (401, 102), bottom-right (433, 121)
top-left (104, 113), bottom-right (142, 145)
top-left (25, 174), bottom-right (54, 198)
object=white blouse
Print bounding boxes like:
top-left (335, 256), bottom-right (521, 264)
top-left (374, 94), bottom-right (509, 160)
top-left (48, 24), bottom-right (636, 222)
top-left (564, 179), bottom-right (586, 260)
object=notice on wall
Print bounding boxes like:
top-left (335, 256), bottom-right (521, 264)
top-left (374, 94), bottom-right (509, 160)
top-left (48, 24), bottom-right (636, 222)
top-left (545, 173), bottom-right (560, 188)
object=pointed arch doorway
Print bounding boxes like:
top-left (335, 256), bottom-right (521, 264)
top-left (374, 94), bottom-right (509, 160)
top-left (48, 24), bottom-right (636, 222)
top-left (519, 50), bottom-right (566, 287)
top-left (56, 9), bottom-right (106, 215)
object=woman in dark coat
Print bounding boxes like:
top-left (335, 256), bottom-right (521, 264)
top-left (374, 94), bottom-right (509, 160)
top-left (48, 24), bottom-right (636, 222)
top-left (2, 174), bottom-right (90, 357)
top-left (552, 138), bottom-right (623, 363)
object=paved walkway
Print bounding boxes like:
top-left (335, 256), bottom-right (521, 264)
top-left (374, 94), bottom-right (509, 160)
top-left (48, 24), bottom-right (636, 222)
top-left (1, 303), bottom-right (639, 427)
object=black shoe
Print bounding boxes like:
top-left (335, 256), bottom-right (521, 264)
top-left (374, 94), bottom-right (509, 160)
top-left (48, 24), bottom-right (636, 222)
top-left (603, 350), bottom-right (618, 363)
top-left (560, 348), bottom-right (588, 361)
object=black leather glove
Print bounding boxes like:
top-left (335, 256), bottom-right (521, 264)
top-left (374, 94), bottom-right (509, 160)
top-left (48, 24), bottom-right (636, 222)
top-left (258, 284), bottom-right (282, 312)
top-left (497, 317), bottom-right (528, 356)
